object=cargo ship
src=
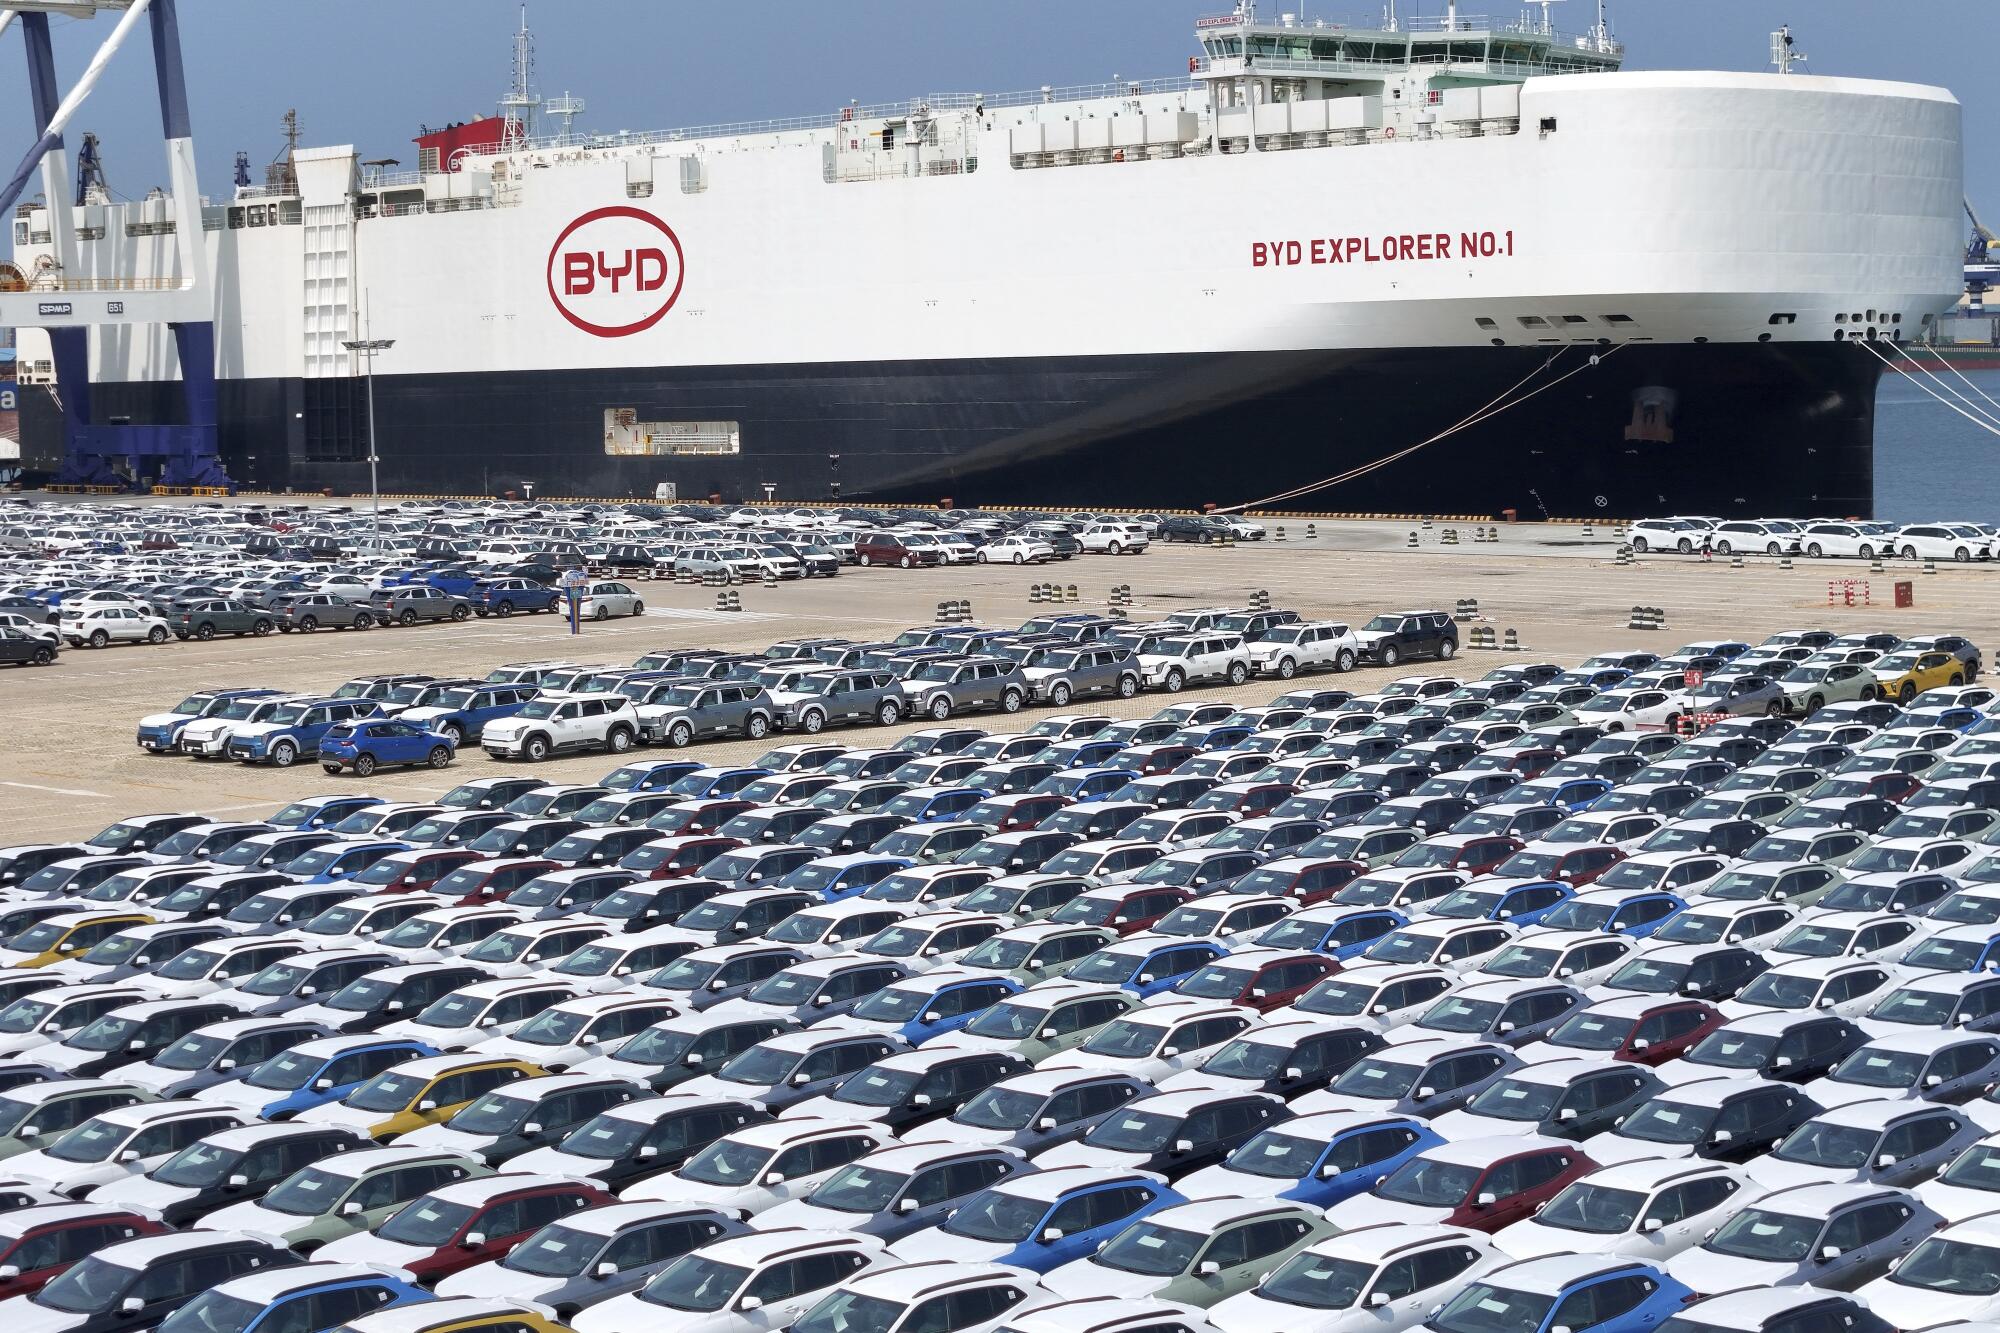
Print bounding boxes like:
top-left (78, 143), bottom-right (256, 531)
top-left (9, 4), bottom-right (1967, 516)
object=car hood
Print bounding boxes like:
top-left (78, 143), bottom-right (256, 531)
top-left (884, 1229), bottom-right (1016, 1266)
top-left (0, 1029), bottom-right (58, 1058)
top-left (1042, 1262), bottom-right (1170, 1301)
top-left (397, 1123), bottom-right (495, 1156)
top-left (1156, 1069), bottom-right (1264, 1096)
top-left (508, 1144), bottom-right (614, 1180)
top-left (1178, 1163), bottom-right (1289, 1199)
top-left (230, 722), bottom-right (284, 740)
top-left (1327, 1196), bottom-right (1452, 1228)
top-left (36, 1042), bottom-right (106, 1074)
top-left (138, 712), bottom-right (189, 729)
top-left (1799, 1076), bottom-right (1904, 1110)
top-left (1853, 1281), bottom-right (1999, 1331)
top-left (1582, 1133), bottom-right (1695, 1166)
top-left (319, 1231), bottom-right (434, 1267)
top-left (435, 1262), bottom-right (562, 1303)
top-left (192, 1078), bottom-right (274, 1115)
top-left (118, 1061), bottom-right (201, 1095)
top-left (755, 1198), bottom-right (877, 1232)
top-left (1666, 1250), bottom-right (1802, 1296)
top-left (89, 1171), bottom-right (198, 1213)
top-left (4, 1300), bottom-right (90, 1333)
top-left (1746, 1155), bottom-right (1862, 1193)
top-left (1036, 1140), bottom-right (1149, 1172)
top-left (898, 1119), bottom-right (1012, 1149)
top-left (200, 1198), bottom-right (299, 1244)
top-left (1430, 1108), bottom-right (1531, 1140)
top-left (296, 1100), bottom-right (386, 1135)
top-left (1916, 1178), bottom-right (2000, 1224)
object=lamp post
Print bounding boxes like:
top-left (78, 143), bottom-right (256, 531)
top-left (342, 302), bottom-right (395, 548)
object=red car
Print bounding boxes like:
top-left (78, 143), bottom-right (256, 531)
top-left (646, 799), bottom-right (757, 836)
top-left (435, 857), bottom-right (559, 905)
top-left (1048, 885), bottom-right (1191, 936)
top-left (0, 1204), bottom-right (165, 1298)
top-left (353, 1175), bottom-right (615, 1282)
top-left (855, 533), bottom-right (943, 568)
top-left (1540, 995), bottom-right (1724, 1066)
top-left (1493, 842), bottom-right (1627, 887)
top-left (620, 834), bottom-right (747, 880)
top-left (1371, 1139), bottom-right (1597, 1232)
top-left (1172, 948), bottom-right (1339, 1011)
top-left (968, 793), bottom-right (1070, 833)
top-left (362, 849), bottom-right (483, 894)
top-left (1189, 781), bottom-right (1297, 817)
top-left (1224, 856), bottom-right (1369, 906)
top-left (1469, 747), bottom-right (1564, 782)
top-left (1108, 744), bottom-right (1201, 778)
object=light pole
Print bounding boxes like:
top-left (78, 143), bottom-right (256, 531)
top-left (342, 301), bottom-right (395, 548)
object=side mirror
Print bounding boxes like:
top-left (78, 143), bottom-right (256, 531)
top-left (791, 1072), bottom-right (811, 1086)
top-left (685, 1054), bottom-right (704, 1066)
top-left (1162, 1047), bottom-right (1181, 1059)
top-left (478, 1016), bottom-right (497, 1028)
top-left (340, 1201), bottom-right (363, 1216)
top-left (1475, 1191), bottom-right (1497, 1206)
top-left (226, 1173), bottom-right (249, 1189)
top-left (1630, 1038), bottom-right (1650, 1051)
top-left (1926, 1074), bottom-right (1944, 1088)
top-left (810, 995), bottom-right (830, 1007)
top-left (216, 1058), bottom-right (236, 1072)
top-left (1712, 1129), bottom-right (1734, 1143)
top-left (1366, 1293), bottom-right (1390, 1308)
top-left (1036, 1117), bottom-right (1057, 1130)
top-left (121, 1298), bottom-right (144, 1315)
top-left (384, 1000), bottom-right (402, 1012)
top-left (0, 1265), bottom-right (18, 1281)
top-left (1557, 967), bottom-right (1575, 979)
top-left (1040, 1227), bottom-right (1065, 1243)
top-left (1319, 1163), bottom-right (1341, 1178)
top-left (1369, 1004), bottom-right (1389, 1015)
top-left (708, 979), bottom-right (727, 991)
top-left (1816, 997), bottom-right (1834, 1009)
top-left (128, 1038), bottom-right (146, 1051)
top-left (461, 1231), bottom-right (487, 1249)
top-left (595, 1262), bottom-right (618, 1279)
top-left (895, 1197), bottom-right (920, 1214)
top-left (1197, 1261), bottom-right (1222, 1277)
top-left (1284, 1067), bottom-right (1304, 1081)
top-left (638, 1145), bottom-right (659, 1160)
top-left (417, 1098), bottom-right (438, 1112)
top-left (117, 1149), bottom-right (139, 1164)
top-left (912, 1094), bottom-right (932, 1107)
top-left (1819, 1245), bottom-right (1842, 1262)
top-left (314, 1078), bottom-right (334, 1091)
top-left (1038, 1028), bottom-right (1058, 1040)
top-left (1639, 1218), bottom-right (1664, 1233)
top-left (1557, 1108), bottom-right (1578, 1122)
top-left (1173, 1139), bottom-right (1194, 1154)
top-left (762, 1171), bottom-right (786, 1185)
top-left (522, 1122), bottom-right (543, 1137)
top-left (739, 1297), bottom-right (764, 1313)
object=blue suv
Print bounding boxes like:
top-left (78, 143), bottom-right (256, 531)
top-left (171, 1256), bottom-right (433, 1333)
top-left (1425, 1256), bottom-right (1694, 1333)
top-left (136, 687), bottom-right (283, 754)
top-left (781, 853), bottom-right (918, 902)
top-left (1066, 938), bottom-right (1225, 997)
top-left (278, 838), bottom-right (410, 884)
top-left (842, 971), bottom-right (1022, 1043)
top-left (397, 682), bottom-right (536, 745)
top-left (892, 1166), bottom-right (1183, 1272)
top-left (319, 720), bottom-right (458, 777)
top-left (1192, 1110), bottom-right (1439, 1208)
top-left (1248, 906), bottom-right (1407, 960)
top-left (219, 1034), bottom-right (438, 1120)
top-left (228, 697), bottom-right (381, 767)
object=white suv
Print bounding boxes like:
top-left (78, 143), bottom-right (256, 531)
top-left (1247, 620), bottom-right (1359, 678)
top-left (1080, 522), bottom-right (1150, 555)
top-left (1137, 633), bottom-right (1251, 692)
top-left (61, 604), bottom-right (170, 647)
top-left (481, 690), bottom-right (641, 761)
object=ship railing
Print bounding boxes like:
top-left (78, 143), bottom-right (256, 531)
top-left (494, 75), bottom-right (1198, 155)
top-left (18, 276), bottom-right (189, 292)
top-left (360, 196), bottom-right (498, 219)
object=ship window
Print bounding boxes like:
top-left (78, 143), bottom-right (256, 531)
top-left (1516, 316), bottom-right (1548, 328)
top-left (1893, 312), bottom-right (1903, 324)
top-left (603, 411), bottom-right (741, 457)
top-left (1560, 315), bottom-right (1588, 325)
top-left (1539, 116), bottom-right (1557, 134)
top-left (1834, 314), bottom-right (1847, 324)
top-left (1474, 317), bottom-right (1497, 330)
top-left (1768, 313), bottom-right (1796, 325)
top-left (1602, 315), bottom-right (1634, 325)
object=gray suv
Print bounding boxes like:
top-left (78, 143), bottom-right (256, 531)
top-left (901, 656), bottom-right (1031, 720)
top-left (1022, 644), bottom-right (1143, 706)
top-left (637, 681), bottom-right (778, 746)
top-left (775, 670), bottom-right (905, 733)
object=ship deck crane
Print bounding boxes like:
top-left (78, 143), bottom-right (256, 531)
top-left (1967, 197), bottom-right (1998, 315)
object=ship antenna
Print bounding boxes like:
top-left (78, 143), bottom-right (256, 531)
top-left (500, 4), bottom-right (542, 151)
top-left (1770, 24), bottom-right (1807, 74)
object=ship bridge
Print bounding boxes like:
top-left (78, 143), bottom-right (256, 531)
top-left (1189, 1), bottom-right (1619, 152)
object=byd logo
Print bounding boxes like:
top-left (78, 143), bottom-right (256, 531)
top-left (546, 206), bottom-right (685, 337)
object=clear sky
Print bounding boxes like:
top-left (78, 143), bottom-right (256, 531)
top-left (8, 0), bottom-right (1994, 231)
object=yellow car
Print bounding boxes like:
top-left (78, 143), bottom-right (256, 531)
top-left (342, 1298), bottom-right (574, 1333)
top-left (0, 910), bottom-right (153, 968)
top-left (293, 1052), bottom-right (544, 1140)
top-left (1870, 649), bottom-right (1965, 704)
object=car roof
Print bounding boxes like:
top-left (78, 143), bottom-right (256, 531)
top-left (1483, 1252), bottom-right (1648, 1294)
top-left (213, 1261), bottom-right (412, 1302)
top-left (1417, 1134), bottom-right (1568, 1167)
top-left (985, 1164), bottom-right (1161, 1201)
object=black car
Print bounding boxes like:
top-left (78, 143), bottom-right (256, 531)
top-left (0, 626), bottom-right (56, 666)
top-left (535, 1094), bottom-right (771, 1188)
top-left (1673, 1013), bottom-right (1869, 1084)
top-left (812, 1049), bottom-right (1030, 1132)
top-left (91, 1121), bottom-right (365, 1225)
top-left (1059, 1088), bottom-right (1290, 1179)
top-left (1355, 609), bottom-right (1460, 666)
top-left (23, 1230), bottom-right (296, 1333)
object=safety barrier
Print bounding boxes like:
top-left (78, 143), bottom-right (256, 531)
top-left (1614, 546), bottom-right (1634, 567)
top-left (935, 599), bottom-right (973, 624)
top-left (714, 589), bottom-right (742, 613)
top-left (1248, 589), bottom-right (1272, 612)
top-left (1029, 583), bottom-right (1081, 604)
top-left (1452, 598), bottom-right (1480, 622)
top-left (1441, 528), bottom-right (1459, 546)
top-left (1108, 585), bottom-right (1134, 618)
top-left (1501, 628), bottom-right (1522, 652)
top-left (1468, 626), bottom-right (1498, 650)
top-left (1627, 605), bottom-right (1666, 631)
top-left (1828, 579), bottom-right (1871, 607)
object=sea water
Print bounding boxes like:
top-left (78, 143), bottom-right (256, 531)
top-left (1875, 367), bottom-right (2000, 521)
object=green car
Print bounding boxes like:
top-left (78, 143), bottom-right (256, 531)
top-left (0, 1078), bottom-right (156, 1161)
top-left (198, 1142), bottom-right (487, 1253)
top-left (1777, 661), bottom-right (1877, 715)
top-left (1042, 1197), bottom-right (1335, 1305)
top-left (929, 979), bottom-right (1136, 1063)
top-left (1696, 860), bottom-right (1843, 906)
top-left (167, 598), bottom-right (277, 640)
top-left (1301, 827), bottom-right (1420, 867)
top-left (958, 924), bottom-right (1116, 986)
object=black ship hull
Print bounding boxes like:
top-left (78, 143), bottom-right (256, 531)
top-left (22, 340), bottom-right (1881, 517)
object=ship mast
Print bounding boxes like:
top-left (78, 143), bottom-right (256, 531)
top-left (499, 4), bottom-right (541, 152)
top-left (1770, 24), bottom-right (1807, 74)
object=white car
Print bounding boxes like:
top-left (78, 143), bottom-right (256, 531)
top-left (1893, 523), bottom-right (1993, 562)
top-left (1208, 1224), bottom-right (1503, 1333)
top-left (1270, 963), bottom-right (1458, 1031)
top-left (0, 612), bottom-right (58, 643)
top-left (1573, 686), bottom-right (1682, 732)
top-left (481, 692), bottom-right (642, 761)
top-left (572, 1230), bottom-right (888, 1333)
top-left (1137, 633), bottom-right (1252, 692)
top-left (60, 604), bottom-right (169, 647)
top-left (620, 1117), bottom-right (892, 1214)
top-left (1855, 1213), bottom-right (2000, 1326)
top-left (1625, 519), bottom-right (1710, 555)
top-left (1494, 1157), bottom-right (1755, 1260)
top-left (1080, 522), bottom-right (1150, 555)
top-left (1799, 522), bottom-right (1884, 559)
top-left (1246, 621), bottom-right (1360, 679)
top-left (577, 580), bottom-right (645, 619)
top-left (1039, 998), bottom-right (1256, 1082)
top-left (977, 535), bottom-right (1056, 565)
top-left (5, 1101), bottom-right (247, 1195)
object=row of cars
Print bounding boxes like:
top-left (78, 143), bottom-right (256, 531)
top-left (1626, 516), bottom-right (2000, 563)
top-left (0, 614), bottom-right (1996, 1330)
top-left (124, 606), bottom-right (1465, 771)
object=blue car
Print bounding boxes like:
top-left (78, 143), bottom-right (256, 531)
top-left (471, 577), bottom-right (562, 616)
top-left (601, 758), bottom-right (708, 792)
top-left (1033, 767), bottom-right (1138, 802)
top-left (843, 970), bottom-right (1022, 1043)
top-left (319, 719), bottom-right (458, 777)
top-left (227, 697), bottom-right (383, 767)
top-left (1195, 1110), bottom-right (1440, 1208)
top-left (906, 1168), bottom-right (1183, 1272)
top-left (1038, 737), bottom-right (1125, 769)
top-left (222, 1034), bottom-right (439, 1120)
top-left (278, 837), bottom-right (410, 884)
top-left (666, 766), bottom-right (773, 799)
top-left (1172, 723), bottom-right (1257, 751)
top-left (1247, 905), bottom-right (1408, 960)
top-left (265, 794), bottom-right (385, 831)
top-left (135, 687), bottom-right (284, 754)
top-left (1424, 1256), bottom-right (1694, 1333)
top-left (880, 786), bottom-right (987, 823)
top-left (1541, 888), bottom-right (1687, 937)
top-left (183, 1264), bottom-right (434, 1333)
top-left (1067, 938), bottom-right (1225, 998)
top-left (1506, 777), bottom-right (1618, 812)
top-left (1428, 877), bottom-right (1576, 928)
top-left (396, 682), bottom-right (537, 745)
top-left (781, 852), bottom-right (918, 902)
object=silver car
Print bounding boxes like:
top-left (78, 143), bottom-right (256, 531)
top-left (901, 656), bottom-right (1032, 720)
top-left (434, 1201), bottom-right (746, 1317)
top-left (1021, 645), bottom-right (1143, 706)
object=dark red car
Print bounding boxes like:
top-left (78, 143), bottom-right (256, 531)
top-left (1173, 949), bottom-right (1339, 1012)
top-left (1189, 781), bottom-right (1297, 817)
top-left (1469, 747), bottom-right (1564, 782)
top-left (1394, 834), bottom-right (1525, 877)
top-left (366, 849), bottom-right (484, 894)
top-left (1107, 744), bottom-right (1201, 777)
top-left (855, 533), bottom-right (943, 568)
top-left (1492, 842), bottom-right (1627, 887)
top-left (435, 857), bottom-right (559, 905)
top-left (966, 793), bottom-right (1070, 833)
top-left (0, 1204), bottom-right (165, 1298)
top-left (620, 834), bottom-right (747, 880)
top-left (1223, 856), bottom-right (1369, 906)
top-left (1048, 885), bottom-right (1191, 936)
top-left (1540, 996), bottom-right (1725, 1066)
top-left (368, 1176), bottom-right (615, 1282)
top-left (1372, 1140), bottom-right (1598, 1233)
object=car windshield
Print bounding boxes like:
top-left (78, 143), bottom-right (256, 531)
top-left (640, 1253), bottom-right (752, 1312)
top-left (0, 996), bottom-right (58, 1035)
top-left (377, 1195), bottom-right (477, 1246)
top-left (610, 1026), bottom-right (693, 1068)
top-left (1329, 1055), bottom-right (1423, 1100)
top-left (245, 1048), bottom-right (324, 1091)
top-left (501, 1220), bottom-right (603, 1277)
top-left (1686, 1029), bottom-right (1777, 1070)
top-left (1538, 1181), bottom-right (1648, 1235)
top-left (64, 1013), bottom-right (140, 1053)
top-left (1377, 1155), bottom-right (1478, 1206)
top-left (153, 1031), bottom-right (229, 1072)
top-left (34, 1256), bottom-right (139, 1314)
top-left (1431, 1284), bottom-right (1556, 1333)
top-left (1463, 1076), bottom-right (1560, 1122)
top-left (447, 1089), bottom-right (534, 1135)
top-left (833, 1066), bottom-right (921, 1108)
top-left (1294, 979), bottom-right (1381, 1017)
top-left (1708, 1206), bottom-right (1824, 1262)
top-left (1829, 1047), bottom-right (1925, 1088)
top-left (1481, 944), bottom-right (1564, 978)
top-left (345, 1070), bottom-right (425, 1113)
top-left (679, 1137), bottom-right (774, 1186)
top-left (1096, 1220), bottom-right (1203, 1276)
top-left (1619, 1098), bottom-right (1715, 1145)
top-left (158, 1290), bottom-right (263, 1333)
top-left (44, 1115), bottom-right (131, 1163)
top-left (954, 1085), bottom-right (1047, 1131)
top-left (1891, 1237), bottom-right (2000, 1296)
top-left (1199, 1036), bottom-right (1291, 1082)
top-left (259, 1162), bottom-right (358, 1215)
top-left (944, 1188), bottom-right (1047, 1242)
top-left (1735, 971), bottom-right (1825, 1010)
top-left (1418, 996), bottom-right (1504, 1034)
top-left (1774, 1119), bottom-right (1878, 1168)
top-left (1257, 1251), bottom-right (1376, 1311)
top-left (1088, 1107), bottom-right (1179, 1152)
top-left (808, 1163), bottom-right (911, 1213)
